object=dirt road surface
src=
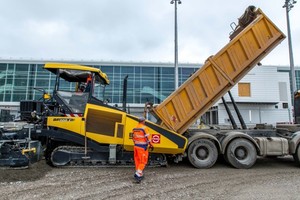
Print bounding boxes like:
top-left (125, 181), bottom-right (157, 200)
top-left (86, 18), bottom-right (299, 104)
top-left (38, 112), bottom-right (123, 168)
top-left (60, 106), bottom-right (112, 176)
top-left (1, 156), bottom-right (300, 200)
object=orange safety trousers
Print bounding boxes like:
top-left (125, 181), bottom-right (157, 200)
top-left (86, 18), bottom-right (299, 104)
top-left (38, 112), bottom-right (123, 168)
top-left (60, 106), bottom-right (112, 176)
top-left (134, 145), bottom-right (149, 175)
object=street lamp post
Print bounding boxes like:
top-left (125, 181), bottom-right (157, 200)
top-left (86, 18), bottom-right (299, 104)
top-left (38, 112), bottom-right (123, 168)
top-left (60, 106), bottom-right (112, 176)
top-left (170, 0), bottom-right (181, 89)
top-left (283, 0), bottom-right (297, 100)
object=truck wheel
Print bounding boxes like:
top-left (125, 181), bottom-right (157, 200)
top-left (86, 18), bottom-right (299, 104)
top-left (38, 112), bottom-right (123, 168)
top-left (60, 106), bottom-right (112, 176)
top-left (225, 138), bottom-right (257, 169)
top-left (293, 144), bottom-right (300, 165)
top-left (188, 139), bottom-right (218, 168)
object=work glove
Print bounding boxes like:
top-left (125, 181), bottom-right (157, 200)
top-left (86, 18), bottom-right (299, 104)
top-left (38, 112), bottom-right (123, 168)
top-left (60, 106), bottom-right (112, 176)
top-left (149, 143), bottom-right (154, 151)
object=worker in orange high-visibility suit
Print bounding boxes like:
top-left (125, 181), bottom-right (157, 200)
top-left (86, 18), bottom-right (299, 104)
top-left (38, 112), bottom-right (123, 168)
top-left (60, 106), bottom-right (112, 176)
top-left (84, 74), bottom-right (92, 92)
top-left (132, 117), bottom-right (153, 183)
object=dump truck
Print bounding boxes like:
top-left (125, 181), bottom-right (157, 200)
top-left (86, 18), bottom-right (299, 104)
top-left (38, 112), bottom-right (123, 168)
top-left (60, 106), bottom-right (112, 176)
top-left (2, 6), bottom-right (300, 169)
top-left (151, 6), bottom-right (300, 169)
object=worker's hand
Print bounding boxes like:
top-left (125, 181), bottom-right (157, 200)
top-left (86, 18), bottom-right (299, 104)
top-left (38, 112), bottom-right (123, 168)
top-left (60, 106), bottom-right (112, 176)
top-left (149, 144), bottom-right (154, 151)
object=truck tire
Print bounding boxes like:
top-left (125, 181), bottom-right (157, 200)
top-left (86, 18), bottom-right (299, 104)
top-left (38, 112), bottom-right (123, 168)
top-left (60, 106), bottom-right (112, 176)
top-left (293, 144), bottom-right (300, 165)
top-left (225, 138), bottom-right (257, 169)
top-left (188, 139), bottom-right (218, 169)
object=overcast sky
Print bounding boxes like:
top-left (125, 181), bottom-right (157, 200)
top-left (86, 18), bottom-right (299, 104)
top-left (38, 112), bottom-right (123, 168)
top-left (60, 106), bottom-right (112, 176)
top-left (0, 0), bottom-right (299, 66)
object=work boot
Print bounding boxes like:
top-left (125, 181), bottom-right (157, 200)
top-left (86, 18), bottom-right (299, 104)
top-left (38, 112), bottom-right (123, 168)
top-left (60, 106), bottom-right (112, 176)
top-left (134, 174), bottom-right (142, 183)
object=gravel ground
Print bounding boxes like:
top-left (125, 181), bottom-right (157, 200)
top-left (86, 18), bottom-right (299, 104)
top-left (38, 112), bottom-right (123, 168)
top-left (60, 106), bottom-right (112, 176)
top-left (1, 156), bottom-right (300, 200)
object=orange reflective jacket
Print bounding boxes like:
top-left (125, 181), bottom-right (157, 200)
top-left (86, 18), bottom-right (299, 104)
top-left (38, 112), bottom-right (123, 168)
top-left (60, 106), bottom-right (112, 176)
top-left (86, 74), bottom-right (92, 83)
top-left (132, 123), bottom-right (149, 146)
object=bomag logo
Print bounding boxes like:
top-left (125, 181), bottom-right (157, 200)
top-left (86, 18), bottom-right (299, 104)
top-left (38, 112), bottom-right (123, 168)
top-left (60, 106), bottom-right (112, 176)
top-left (53, 118), bottom-right (75, 122)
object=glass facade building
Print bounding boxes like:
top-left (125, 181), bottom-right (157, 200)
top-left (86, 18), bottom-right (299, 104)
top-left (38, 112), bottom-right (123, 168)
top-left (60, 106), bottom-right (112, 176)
top-left (0, 60), bottom-right (298, 125)
top-left (0, 60), bottom-right (199, 105)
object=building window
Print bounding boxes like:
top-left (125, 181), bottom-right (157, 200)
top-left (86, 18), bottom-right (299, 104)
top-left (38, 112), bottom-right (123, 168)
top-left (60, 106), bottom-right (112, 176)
top-left (279, 82), bottom-right (288, 101)
top-left (282, 103), bottom-right (288, 109)
top-left (238, 83), bottom-right (251, 97)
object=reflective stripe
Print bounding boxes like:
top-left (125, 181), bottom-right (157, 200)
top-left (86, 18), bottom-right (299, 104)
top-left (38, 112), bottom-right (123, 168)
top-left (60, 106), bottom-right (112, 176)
top-left (134, 141), bottom-right (148, 145)
top-left (133, 133), bottom-right (149, 138)
top-left (133, 135), bottom-right (146, 139)
top-left (136, 170), bottom-right (143, 177)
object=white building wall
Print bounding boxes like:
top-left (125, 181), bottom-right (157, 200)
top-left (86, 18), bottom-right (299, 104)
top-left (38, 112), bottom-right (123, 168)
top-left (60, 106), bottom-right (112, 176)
top-left (217, 66), bottom-right (292, 126)
top-left (0, 102), bottom-right (20, 120)
top-left (218, 104), bottom-right (292, 127)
